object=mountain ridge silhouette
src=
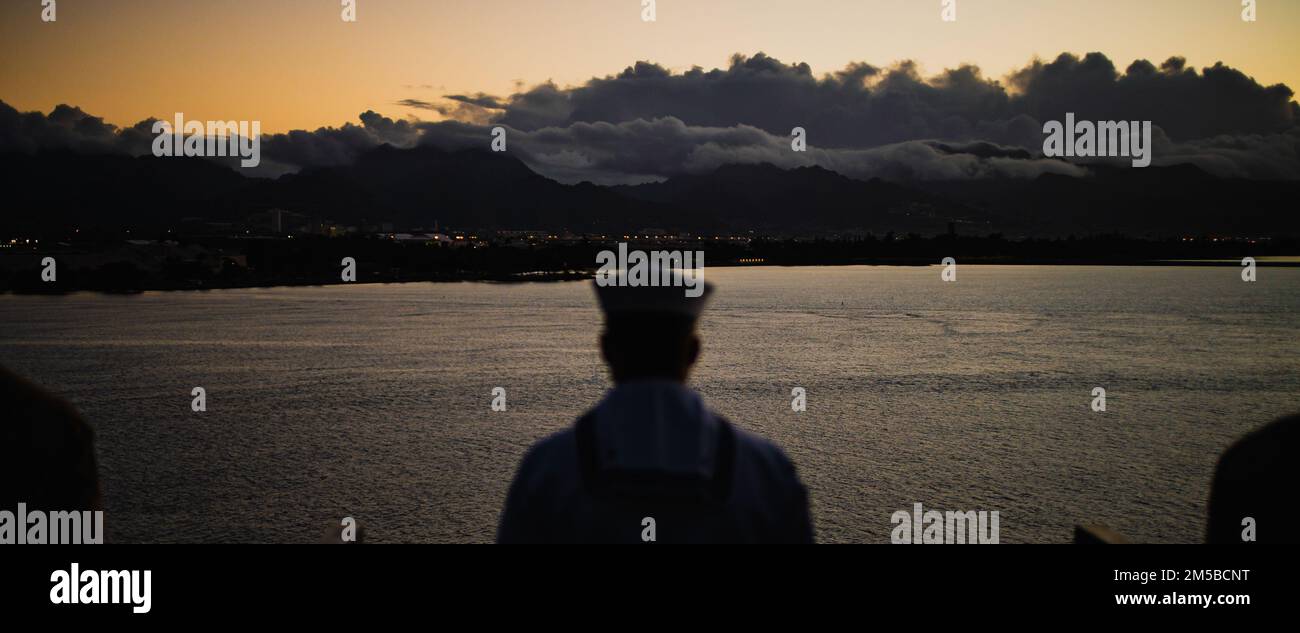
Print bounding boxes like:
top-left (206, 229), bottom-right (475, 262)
top-left (2, 145), bottom-right (1297, 237)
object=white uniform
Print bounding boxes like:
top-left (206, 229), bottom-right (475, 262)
top-left (498, 380), bottom-right (813, 543)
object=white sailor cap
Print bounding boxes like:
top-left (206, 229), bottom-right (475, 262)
top-left (592, 277), bottom-right (714, 322)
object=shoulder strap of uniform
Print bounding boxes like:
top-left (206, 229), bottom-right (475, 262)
top-left (710, 414), bottom-right (737, 501)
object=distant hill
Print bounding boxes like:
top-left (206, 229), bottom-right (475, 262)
top-left (242, 144), bottom-right (661, 230)
top-left (0, 151), bottom-right (253, 234)
top-left (610, 163), bottom-right (970, 233)
top-left (2, 145), bottom-right (1297, 237)
top-left (927, 163), bottom-right (1300, 236)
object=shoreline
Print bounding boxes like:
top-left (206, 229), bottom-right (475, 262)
top-left (4, 257), bottom-right (1296, 295)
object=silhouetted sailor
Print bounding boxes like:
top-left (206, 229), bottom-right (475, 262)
top-left (497, 278), bottom-right (813, 543)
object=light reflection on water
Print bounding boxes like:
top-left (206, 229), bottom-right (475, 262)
top-left (1, 265), bottom-right (1297, 543)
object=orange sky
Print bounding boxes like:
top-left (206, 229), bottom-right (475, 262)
top-left (2, 0), bottom-right (1297, 132)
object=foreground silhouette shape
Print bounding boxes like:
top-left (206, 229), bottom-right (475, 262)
top-left (497, 279), bottom-right (814, 543)
top-left (1206, 414), bottom-right (1300, 544)
top-left (0, 365), bottom-right (103, 515)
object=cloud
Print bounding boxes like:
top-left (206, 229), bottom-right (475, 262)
top-left (399, 51), bottom-right (1300, 182)
top-left (469, 52), bottom-right (1296, 145)
top-left (396, 99), bottom-right (440, 111)
top-left (0, 101), bottom-right (422, 176)
top-left (1153, 127), bottom-right (1300, 179)
top-left (1009, 54), bottom-right (1298, 140)
top-left (444, 94), bottom-right (507, 110)
top-left (0, 100), bottom-right (153, 155)
top-left (397, 94), bottom-right (502, 124)
top-left (3, 51), bottom-right (1298, 183)
top-left (409, 116), bottom-right (1088, 185)
top-left (206, 110), bottom-right (418, 176)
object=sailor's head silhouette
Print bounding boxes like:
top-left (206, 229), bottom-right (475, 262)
top-left (593, 276), bottom-right (714, 384)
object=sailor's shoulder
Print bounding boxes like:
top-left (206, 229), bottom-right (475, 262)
top-left (518, 426), bottom-right (579, 472)
top-left (715, 415), bottom-right (800, 479)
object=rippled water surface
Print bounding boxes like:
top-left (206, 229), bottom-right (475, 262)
top-left (2, 265), bottom-right (1297, 543)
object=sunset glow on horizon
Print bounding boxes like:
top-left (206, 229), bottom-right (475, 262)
top-left (2, 0), bottom-right (1298, 132)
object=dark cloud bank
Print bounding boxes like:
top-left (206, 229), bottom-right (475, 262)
top-left (2, 52), bottom-right (1298, 185)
